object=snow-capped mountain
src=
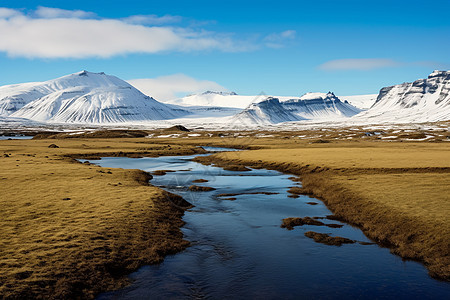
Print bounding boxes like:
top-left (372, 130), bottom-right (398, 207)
top-left (354, 70), bottom-right (450, 123)
top-left (339, 94), bottom-right (378, 110)
top-left (0, 71), bottom-right (188, 123)
top-left (232, 97), bottom-right (300, 125)
top-left (283, 92), bottom-right (362, 118)
top-left (1, 70), bottom-right (447, 127)
top-left (163, 91), bottom-right (267, 109)
top-left (232, 92), bottom-right (362, 125)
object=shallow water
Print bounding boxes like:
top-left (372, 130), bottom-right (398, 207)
top-left (0, 135), bottom-right (33, 140)
top-left (90, 151), bottom-right (450, 299)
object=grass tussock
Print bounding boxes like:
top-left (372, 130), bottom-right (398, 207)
top-left (304, 231), bottom-right (355, 246)
top-left (151, 170), bottom-right (176, 176)
top-left (281, 217), bottom-right (326, 230)
top-left (281, 217), bottom-right (343, 230)
top-left (188, 185), bottom-right (216, 192)
top-left (0, 137), bottom-right (199, 298)
top-left (222, 165), bottom-right (251, 172)
top-left (192, 179), bottom-right (208, 183)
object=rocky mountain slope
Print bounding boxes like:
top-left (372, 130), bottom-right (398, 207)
top-left (232, 92), bottom-right (362, 125)
top-left (353, 71), bottom-right (450, 123)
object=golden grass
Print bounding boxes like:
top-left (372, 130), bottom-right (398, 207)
top-left (0, 138), bottom-right (202, 299)
top-left (332, 173), bottom-right (450, 223)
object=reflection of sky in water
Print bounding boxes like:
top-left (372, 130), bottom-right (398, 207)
top-left (201, 146), bottom-right (241, 152)
top-left (91, 151), bottom-right (450, 299)
top-left (0, 135), bottom-right (33, 140)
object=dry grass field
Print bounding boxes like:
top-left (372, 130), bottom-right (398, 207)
top-left (0, 127), bottom-right (449, 299)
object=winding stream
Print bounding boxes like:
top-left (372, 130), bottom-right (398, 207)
top-left (89, 148), bottom-right (449, 299)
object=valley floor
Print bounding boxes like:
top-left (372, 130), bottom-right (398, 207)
top-left (0, 126), bottom-right (449, 298)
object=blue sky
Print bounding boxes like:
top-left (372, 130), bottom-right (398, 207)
top-left (1, 0), bottom-right (449, 99)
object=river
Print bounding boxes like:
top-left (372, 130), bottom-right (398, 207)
top-left (87, 148), bottom-right (449, 299)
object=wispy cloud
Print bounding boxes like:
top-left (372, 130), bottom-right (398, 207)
top-left (319, 58), bottom-right (400, 71)
top-left (127, 74), bottom-right (228, 101)
top-left (121, 14), bottom-right (182, 25)
top-left (264, 30), bottom-right (296, 48)
top-left (0, 7), bottom-right (262, 59)
top-left (34, 6), bottom-right (95, 19)
top-left (413, 60), bottom-right (450, 70)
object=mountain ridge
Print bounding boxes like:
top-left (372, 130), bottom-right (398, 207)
top-left (232, 92), bottom-right (362, 125)
top-left (0, 70), bottom-right (448, 126)
top-left (353, 70), bottom-right (450, 123)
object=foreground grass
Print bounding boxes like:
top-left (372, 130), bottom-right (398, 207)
top-left (184, 136), bottom-right (450, 281)
top-left (0, 138), bottom-right (203, 299)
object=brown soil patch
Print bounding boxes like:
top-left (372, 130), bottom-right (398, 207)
top-left (304, 231), bottom-right (356, 246)
top-left (222, 165), bottom-right (251, 172)
top-left (188, 185), bottom-right (216, 192)
top-left (281, 217), bottom-right (325, 230)
top-left (151, 170), bottom-right (176, 176)
top-left (281, 217), bottom-right (343, 230)
top-left (162, 125), bottom-right (190, 132)
top-left (216, 192), bottom-right (278, 197)
top-left (287, 186), bottom-right (314, 197)
top-left (192, 179), bottom-right (208, 183)
top-left (326, 215), bottom-right (344, 221)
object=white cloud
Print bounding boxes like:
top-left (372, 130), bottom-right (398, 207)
top-left (264, 30), bottom-right (296, 48)
top-left (122, 14), bottom-right (182, 25)
top-left (319, 58), bottom-right (400, 71)
top-left (0, 7), bottom-right (21, 18)
top-left (0, 7), bottom-right (253, 58)
top-left (35, 6), bottom-right (95, 19)
top-left (128, 74), bottom-right (228, 101)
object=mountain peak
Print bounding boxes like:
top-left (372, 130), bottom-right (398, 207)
top-left (0, 71), bottom-right (189, 123)
top-left (428, 70), bottom-right (450, 79)
top-left (355, 71), bottom-right (450, 122)
top-left (200, 91), bottom-right (237, 96)
top-left (233, 93), bottom-right (361, 125)
top-left (299, 92), bottom-right (338, 101)
top-left (75, 70), bottom-right (106, 77)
